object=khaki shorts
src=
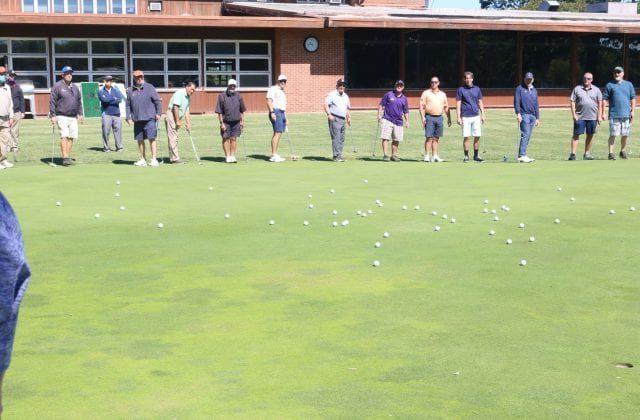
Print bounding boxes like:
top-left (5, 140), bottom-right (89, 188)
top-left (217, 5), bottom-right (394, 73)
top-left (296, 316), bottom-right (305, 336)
top-left (610, 118), bottom-right (631, 137)
top-left (57, 115), bottom-right (79, 139)
top-left (380, 118), bottom-right (404, 142)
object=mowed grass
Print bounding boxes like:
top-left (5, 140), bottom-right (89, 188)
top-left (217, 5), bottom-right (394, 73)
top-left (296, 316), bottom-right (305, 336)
top-left (1, 110), bottom-right (640, 418)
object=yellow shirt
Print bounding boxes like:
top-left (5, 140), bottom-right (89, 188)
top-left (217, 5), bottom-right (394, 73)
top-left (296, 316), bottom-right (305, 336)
top-left (420, 89), bottom-right (448, 116)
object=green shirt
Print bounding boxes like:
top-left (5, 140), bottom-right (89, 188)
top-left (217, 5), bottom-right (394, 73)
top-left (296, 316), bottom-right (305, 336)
top-left (168, 88), bottom-right (190, 118)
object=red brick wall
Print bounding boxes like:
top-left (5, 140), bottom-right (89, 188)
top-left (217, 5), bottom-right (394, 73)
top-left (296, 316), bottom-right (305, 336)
top-left (275, 28), bottom-right (345, 113)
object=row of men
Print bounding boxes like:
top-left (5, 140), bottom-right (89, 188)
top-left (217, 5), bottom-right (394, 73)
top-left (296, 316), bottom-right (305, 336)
top-left (0, 65), bottom-right (636, 169)
top-left (0, 68), bottom-right (25, 169)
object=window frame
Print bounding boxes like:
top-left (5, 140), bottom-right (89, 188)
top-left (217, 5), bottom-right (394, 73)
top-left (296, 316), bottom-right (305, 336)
top-left (2, 37), bottom-right (50, 91)
top-left (52, 37), bottom-right (127, 86)
top-left (22, 0), bottom-right (50, 13)
top-left (24, 0), bottom-right (136, 14)
top-left (204, 39), bottom-right (272, 91)
top-left (130, 39), bottom-right (201, 90)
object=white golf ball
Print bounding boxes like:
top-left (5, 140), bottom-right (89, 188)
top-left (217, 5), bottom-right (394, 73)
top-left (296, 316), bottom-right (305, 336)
top-left (493, 216), bottom-right (500, 222)
top-left (363, 179), bottom-right (369, 184)
top-left (557, 187), bottom-right (562, 191)
top-left (609, 209), bottom-right (616, 215)
top-left (570, 197), bottom-right (575, 202)
top-left (116, 180), bottom-right (121, 185)
top-left (269, 220), bottom-right (275, 225)
top-left (401, 205), bottom-right (408, 211)
top-left (208, 186), bottom-right (213, 191)
top-left (357, 210), bottom-right (363, 215)
top-left (119, 206), bottom-right (125, 211)
top-left (224, 213), bottom-right (230, 219)
top-left (383, 232), bottom-right (390, 238)
top-left (330, 189), bottom-right (336, 194)
top-left (373, 260), bottom-right (380, 267)
top-left (55, 201), bottom-right (61, 207)
top-left (157, 223), bottom-right (164, 229)
top-left (491, 209), bottom-right (497, 214)
top-left (341, 220), bottom-right (349, 226)
top-left (431, 211), bottom-right (438, 216)
top-left (483, 208), bottom-right (489, 214)
top-left (378, 203), bottom-right (384, 207)
top-left (361, 213), bottom-right (368, 218)
top-left (505, 207), bottom-right (511, 212)
top-left (367, 210), bottom-right (373, 215)
top-left (484, 199), bottom-right (489, 204)
top-left (554, 218), bottom-right (560, 224)
top-left (442, 214), bottom-right (448, 220)
top-left (308, 204), bottom-right (314, 209)
top-left (501, 205), bottom-right (506, 210)
top-left (434, 225), bottom-right (441, 232)
top-left (308, 194), bottom-right (313, 199)
top-left (414, 205), bottom-right (421, 211)
top-left (520, 259), bottom-right (527, 266)
top-left (332, 221), bottom-right (338, 227)
top-left (450, 218), bottom-right (456, 224)
top-left (630, 206), bottom-right (637, 212)
top-left (303, 221), bottom-right (309, 226)
top-left (114, 192), bottom-right (120, 198)
top-left (95, 213), bottom-right (101, 219)
top-left (489, 230), bottom-right (496, 236)
top-left (375, 199), bottom-right (381, 204)
top-left (374, 241), bottom-right (382, 248)
top-left (529, 236), bottom-right (536, 242)
top-left (332, 210), bottom-right (338, 215)
top-left (506, 239), bottom-right (513, 245)
top-left (519, 223), bottom-right (525, 229)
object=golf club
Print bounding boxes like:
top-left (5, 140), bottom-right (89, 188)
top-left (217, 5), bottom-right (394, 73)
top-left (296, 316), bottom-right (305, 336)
top-left (371, 120), bottom-right (380, 157)
top-left (155, 120), bottom-right (164, 165)
top-left (187, 129), bottom-right (203, 165)
top-left (515, 120), bottom-right (521, 163)
top-left (284, 127), bottom-right (299, 161)
top-left (239, 126), bottom-right (248, 162)
top-left (348, 124), bottom-right (357, 154)
top-left (49, 124), bottom-right (57, 167)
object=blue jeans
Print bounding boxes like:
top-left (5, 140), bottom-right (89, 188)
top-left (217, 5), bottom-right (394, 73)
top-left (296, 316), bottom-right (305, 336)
top-left (519, 114), bottom-right (536, 157)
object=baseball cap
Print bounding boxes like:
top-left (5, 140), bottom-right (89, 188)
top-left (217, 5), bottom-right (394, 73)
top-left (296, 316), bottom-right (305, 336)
top-left (614, 66), bottom-right (624, 73)
top-left (61, 66), bottom-right (74, 74)
top-left (227, 78), bottom-right (237, 86)
top-left (132, 70), bottom-right (144, 77)
top-left (103, 75), bottom-right (113, 81)
top-left (395, 80), bottom-right (405, 86)
top-left (524, 72), bottom-right (534, 79)
top-left (336, 78), bottom-right (347, 87)
top-left (277, 74), bottom-right (287, 82)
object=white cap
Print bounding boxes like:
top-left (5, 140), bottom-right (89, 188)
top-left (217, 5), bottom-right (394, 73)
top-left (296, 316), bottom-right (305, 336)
top-left (227, 78), bottom-right (237, 86)
top-left (277, 74), bottom-right (287, 81)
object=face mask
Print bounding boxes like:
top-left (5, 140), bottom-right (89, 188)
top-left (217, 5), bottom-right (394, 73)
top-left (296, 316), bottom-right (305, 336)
top-left (0, 75), bottom-right (6, 85)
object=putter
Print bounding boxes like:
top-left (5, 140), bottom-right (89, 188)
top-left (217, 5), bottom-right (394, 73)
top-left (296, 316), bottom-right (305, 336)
top-left (515, 120), bottom-right (521, 163)
top-left (348, 124), bottom-right (357, 154)
top-left (284, 127), bottom-right (299, 161)
top-left (155, 120), bottom-right (164, 165)
top-left (187, 130), bottom-right (203, 165)
top-left (371, 121), bottom-right (380, 157)
top-left (239, 127), bottom-right (248, 162)
top-left (49, 125), bottom-right (57, 167)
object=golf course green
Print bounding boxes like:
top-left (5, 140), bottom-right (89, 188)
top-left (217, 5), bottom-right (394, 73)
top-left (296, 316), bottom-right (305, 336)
top-left (1, 110), bottom-right (639, 417)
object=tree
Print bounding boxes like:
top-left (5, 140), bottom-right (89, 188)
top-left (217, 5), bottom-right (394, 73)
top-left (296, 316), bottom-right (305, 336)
top-left (480, 0), bottom-right (605, 12)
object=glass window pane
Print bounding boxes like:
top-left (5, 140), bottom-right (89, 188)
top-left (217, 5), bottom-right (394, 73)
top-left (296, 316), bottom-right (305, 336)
top-left (37, 0), bottom-right (48, 12)
top-left (0, 40), bottom-right (7, 54)
top-left (56, 74), bottom-right (89, 83)
top-left (345, 29), bottom-right (399, 89)
top-left (576, 35), bottom-right (623, 88)
top-left (112, 0), bottom-right (122, 13)
top-left (465, 31), bottom-right (516, 89)
top-left (167, 42), bottom-right (199, 55)
top-left (23, 0), bottom-right (35, 12)
top-left (239, 74), bottom-right (269, 88)
top-left (523, 33), bottom-right (571, 89)
top-left (97, 0), bottom-right (107, 13)
top-left (93, 57), bottom-right (125, 72)
top-left (93, 74), bottom-right (126, 84)
top-left (12, 39), bottom-right (47, 54)
top-left (239, 42), bottom-right (268, 55)
top-left (168, 74), bottom-right (199, 88)
top-left (239, 58), bottom-right (268, 72)
top-left (142, 74), bottom-right (165, 88)
top-left (132, 57), bottom-right (164, 71)
top-left (12, 57), bottom-right (48, 71)
top-left (126, 0), bottom-right (135, 13)
top-left (628, 37), bottom-right (640, 86)
top-left (16, 75), bottom-right (48, 88)
top-left (68, 0), bottom-right (79, 13)
top-left (54, 40), bottom-right (88, 54)
top-left (83, 0), bottom-right (93, 13)
top-left (168, 58), bottom-right (198, 71)
top-left (405, 30), bottom-right (459, 89)
top-left (92, 40), bottom-right (124, 55)
top-left (132, 41), bottom-right (163, 55)
top-left (55, 58), bottom-right (89, 71)
top-left (206, 42), bottom-right (236, 55)
top-left (54, 0), bottom-right (65, 12)
top-left (207, 74), bottom-right (235, 88)
top-left (206, 58), bottom-right (235, 72)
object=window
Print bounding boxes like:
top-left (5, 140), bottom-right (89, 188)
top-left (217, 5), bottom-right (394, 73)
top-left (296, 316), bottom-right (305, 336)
top-left (83, 0), bottom-right (108, 13)
top-left (465, 31), bottom-right (517, 89)
top-left (1, 38), bottom-right (49, 89)
top-left (54, 0), bottom-right (80, 13)
top-left (628, 37), bottom-right (640, 86)
top-left (131, 40), bottom-right (200, 88)
top-left (22, 0), bottom-right (49, 12)
top-left (29, 0), bottom-right (135, 13)
top-left (204, 40), bottom-right (271, 89)
top-left (345, 30), bottom-right (399, 89)
top-left (53, 39), bottom-right (127, 85)
top-left (576, 35), bottom-right (623, 88)
top-left (523, 33), bottom-right (572, 89)
top-left (111, 0), bottom-right (135, 14)
top-left (406, 30), bottom-right (460, 89)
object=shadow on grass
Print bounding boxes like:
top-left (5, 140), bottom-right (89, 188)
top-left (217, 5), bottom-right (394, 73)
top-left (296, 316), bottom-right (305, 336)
top-left (112, 159), bottom-right (137, 165)
top-left (247, 154), bottom-right (271, 161)
top-left (303, 156), bottom-right (333, 162)
top-left (40, 157), bottom-right (64, 166)
top-left (357, 156), bottom-right (421, 163)
top-left (87, 147), bottom-right (106, 152)
top-left (201, 156), bottom-right (227, 163)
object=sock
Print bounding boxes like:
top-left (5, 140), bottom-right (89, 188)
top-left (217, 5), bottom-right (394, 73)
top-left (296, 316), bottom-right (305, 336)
top-left (464, 150), bottom-right (469, 157)
top-left (474, 149), bottom-right (479, 158)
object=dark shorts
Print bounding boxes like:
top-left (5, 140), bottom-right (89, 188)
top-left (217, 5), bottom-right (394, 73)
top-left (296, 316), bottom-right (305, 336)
top-left (425, 115), bottom-right (444, 138)
top-left (221, 121), bottom-right (242, 139)
top-left (269, 109), bottom-right (286, 133)
top-left (573, 119), bottom-right (597, 136)
top-left (134, 120), bottom-right (157, 141)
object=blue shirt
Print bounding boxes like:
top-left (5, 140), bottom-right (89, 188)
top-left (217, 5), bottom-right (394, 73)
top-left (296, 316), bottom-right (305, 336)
top-left (456, 85), bottom-right (483, 118)
top-left (514, 84), bottom-right (540, 119)
top-left (603, 80), bottom-right (636, 119)
top-left (98, 86), bottom-right (124, 117)
top-left (379, 91), bottom-right (409, 126)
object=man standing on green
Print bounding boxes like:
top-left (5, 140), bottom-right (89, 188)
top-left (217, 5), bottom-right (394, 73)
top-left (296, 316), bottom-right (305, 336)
top-left (166, 81), bottom-right (196, 164)
top-left (569, 72), bottom-right (602, 161)
top-left (602, 66), bottom-right (636, 160)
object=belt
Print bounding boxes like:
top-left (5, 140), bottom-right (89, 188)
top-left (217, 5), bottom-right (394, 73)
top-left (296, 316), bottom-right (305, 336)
top-left (331, 114), bottom-right (345, 119)
top-left (426, 114), bottom-right (443, 117)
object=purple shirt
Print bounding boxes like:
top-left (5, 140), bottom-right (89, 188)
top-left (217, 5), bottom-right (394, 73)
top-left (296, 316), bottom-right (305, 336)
top-left (380, 91), bottom-right (409, 126)
top-left (456, 85), bottom-right (483, 118)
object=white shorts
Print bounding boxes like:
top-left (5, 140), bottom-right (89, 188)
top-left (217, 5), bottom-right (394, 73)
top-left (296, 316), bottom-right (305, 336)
top-left (462, 115), bottom-right (482, 138)
top-left (380, 118), bottom-right (404, 142)
top-left (610, 118), bottom-right (631, 137)
top-left (57, 115), bottom-right (79, 139)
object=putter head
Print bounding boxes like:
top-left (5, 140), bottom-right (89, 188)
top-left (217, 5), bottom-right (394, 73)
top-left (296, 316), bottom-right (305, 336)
top-left (48, 162), bottom-right (57, 167)
top-left (291, 155), bottom-right (300, 161)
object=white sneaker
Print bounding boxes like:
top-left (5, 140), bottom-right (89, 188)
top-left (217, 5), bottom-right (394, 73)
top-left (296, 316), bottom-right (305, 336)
top-left (517, 155), bottom-right (533, 163)
top-left (149, 159), bottom-right (159, 167)
top-left (1, 160), bottom-right (14, 168)
top-left (225, 156), bottom-right (232, 163)
top-left (134, 158), bottom-right (148, 167)
top-left (270, 154), bottom-right (286, 163)
top-left (433, 155), bottom-right (444, 163)
top-left (423, 155), bottom-right (431, 162)
top-left (231, 156), bottom-right (237, 163)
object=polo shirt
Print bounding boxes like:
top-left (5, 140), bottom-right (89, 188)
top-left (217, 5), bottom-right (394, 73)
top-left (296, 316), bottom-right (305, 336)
top-left (215, 90), bottom-right (247, 123)
top-left (603, 80), bottom-right (636, 119)
top-left (571, 85), bottom-right (602, 121)
top-left (266, 85), bottom-right (287, 111)
top-left (420, 89), bottom-right (447, 116)
top-left (168, 88), bottom-right (190, 118)
top-left (514, 84), bottom-right (540, 119)
top-left (325, 90), bottom-right (351, 118)
top-left (379, 91), bottom-right (409, 126)
top-left (456, 85), bottom-right (483, 118)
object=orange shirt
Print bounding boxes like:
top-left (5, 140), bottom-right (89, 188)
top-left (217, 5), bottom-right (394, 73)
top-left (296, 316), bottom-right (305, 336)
top-left (420, 89), bottom-right (448, 116)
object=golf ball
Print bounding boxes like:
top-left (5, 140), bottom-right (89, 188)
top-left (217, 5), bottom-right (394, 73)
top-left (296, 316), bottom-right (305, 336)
top-left (357, 210), bottom-right (363, 215)
top-left (506, 239), bottom-right (513, 245)
top-left (367, 210), bottom-right (373, 215)
top-left (157, 223), bottom-right (164, 229)
top-left (363, 179), bottom-right (369, 184)
top-left (332, 210), bottom-right (338, 215)
top-left (519, 223), bottom-right (525, 229)
top-left (557, 187), bottom-right (562, 191)
top-left (434, 225), bottom-right (441, 232)
top-left (609, 209), bottom-right (616, 215)
top-left (55, 201), bottom-right (61, 207)
top-left (303, 221), bottom-right (309, 226)
top-left (442, 214), bottom-right (448, 220)
top-left (95, 213), bottom-right (100, 219)
top-left (114, 193), bottom-right (120, 198)
top-left (224, 213), bottom-right (230, 219)
top-left (308, 194), bottom-right (313, 199)
top-left (373, 260), bottom-right (380, 267)
top-left (375, 199), bottom-right (381, 204)
top-left (208, 186), bottom-right (213, 191)
top-left (341, 220), bottom-right (350, 226)
top-left (269, 220), bottom-right (275, 225)
top-left (483, 208), bottom-right (489, 214)
top-left (330, 189), bottom-right (336, 194)
top-left (414, 205), bottom-right (421, 211)
top-left (402, 205), bottom-right (408, 211)
top-left (374, 241), bottom-right (382, 248)
top-left (554, 218), bottom-right (560, 224)
top-left (119, 206), bottom-right (125, 211)
top-left (432, 211), bottom-right (438, 216)
top-left (116, 180), bottom-right (121, 185)
top-left (378, 203), bottom-right (384, 207)
top-left (529, 236), bottom-right (536, 242)
top-left (484, 199), bottom-right (489, 204)
top-left (491, 209), bottom-right (497, 214)
top-left (505, 207), bottom-right (511, 212)
top-left (383, 232), bottom-right (390, 238)
top-left (520, 259), bottom-right (527, 266)
top-left (451, 218), bottom-right (457, 224)
top-left (308, 204), bottom-right (314, 209)
top-left (493, 216), bottom-right (500, 222)
top-left (362, 213), bottom-right (368, 218)
top-left (570, 197), bottom-right (575, 202)
top-left (630, 206), bottom-right (637, 212)
top-left (332, 221), bottom-right (338, 227)
top-left (489, 230), bottom-right (496, 236)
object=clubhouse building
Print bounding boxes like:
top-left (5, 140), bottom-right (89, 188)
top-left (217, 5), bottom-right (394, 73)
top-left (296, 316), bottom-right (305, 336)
top-left (3, 0), bottom-right (640, 115)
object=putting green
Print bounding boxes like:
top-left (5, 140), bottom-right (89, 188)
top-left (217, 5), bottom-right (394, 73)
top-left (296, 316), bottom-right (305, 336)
top-left (1, 111), bottom-right (639, 417)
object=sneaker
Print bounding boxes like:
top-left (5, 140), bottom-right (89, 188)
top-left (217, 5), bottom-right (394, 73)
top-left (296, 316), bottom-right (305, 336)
top-left (583, 152), bottom-right (594, 160)
top-left (0, 160), bottom-right (13, 168)
top-left (390, 155), bottom-right (400, 162)
top-left (9, 147), bottom-right (18, 152)
top-left (270, 154), bottom-right (285, 163)
top-left (116, 148), bottom-right (124, 153)
top-left (225, 156), bottom-right (232, 163)
top-left (383, 155), bottom-right (390, 162)
top-left (517, 155), bottom-right (533, 163)
top-left (463, 156), bottom-right (470, 163)
top-left (149, 159), bottom-right (159, 167)
top-left (333, 156), bottom-right (345, 162)
top-left (620, 150), bottom-right (628, 159)
top-left (62, 157), bottom-right (73, 166)
top-left (134, 158), bottom-right (148, 167)
top-left (103, 148), bottom-right (112, 153)
top-left (608, 153), bottom-right (616, 160)
top-left (568, 153), bottom-right (576, 161)
top-left (473, 156), bottom-right (485, 163)
top-left (171, 159), bottom-right (187, 165)
top-left (423, 155), bottom-right (431, 162)
top-left (433, 155), bottom-right (444, 163)
top-left (231, 156), bottom-right (238, 163)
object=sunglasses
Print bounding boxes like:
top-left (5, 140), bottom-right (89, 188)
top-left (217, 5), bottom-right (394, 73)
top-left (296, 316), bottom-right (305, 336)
top-left (584, 77), bottom-right (593, 80)
top-left (430, 81), bottom-right (439, 84)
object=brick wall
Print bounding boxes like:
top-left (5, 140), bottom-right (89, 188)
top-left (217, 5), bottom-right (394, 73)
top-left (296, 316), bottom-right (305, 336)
top-left (275, 28), bottom-right (345, 113)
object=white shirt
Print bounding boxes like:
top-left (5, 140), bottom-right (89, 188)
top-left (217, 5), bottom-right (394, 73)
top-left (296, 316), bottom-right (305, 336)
top-left (325, 90), bottom-right (351, 118)
top-left (266, 85), bottom-right (287, 111)
top-left (0, 86), bottom-right (14, 125)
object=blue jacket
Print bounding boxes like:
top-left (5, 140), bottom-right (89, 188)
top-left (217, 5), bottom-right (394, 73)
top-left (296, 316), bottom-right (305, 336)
top-left (98, 86), bottom-right (124, 116)
top-left (125, 82), bottom-right (162, 122)
top-left (514, 84), bottom-right (540, 119)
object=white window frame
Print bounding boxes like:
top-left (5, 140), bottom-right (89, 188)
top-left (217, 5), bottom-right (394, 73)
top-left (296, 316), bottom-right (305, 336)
top-left (52, 0), bottom-right (81, 13)
top-left (24, 0), bottom-right (137, 13)
top-left (21, 0), bottom-right (50, 13)
top-left (130, 39), bottom-right (201, 90)
top-left (204, 39), bottom-right (271, 91)
top-left (52, 38), bottom-right (127, 85)
top-left (110, 0), bottom-right (136, 14)
top-left (81, 0), bottom-right (110, 14)
top-left (2, 37), bottom-right (50, 91)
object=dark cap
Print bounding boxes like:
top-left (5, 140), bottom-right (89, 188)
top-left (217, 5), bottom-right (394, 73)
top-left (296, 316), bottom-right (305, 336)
top-left (336, 78), bottom-right (346, 87)
top-left (61, 66), bottom-right (74, 74)
top-left (524, 72), bottom-right (534, 79)
top-left (103, 75), bottom-right (113, 81)
top-left (395, 80), bottom-right (405, 86)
